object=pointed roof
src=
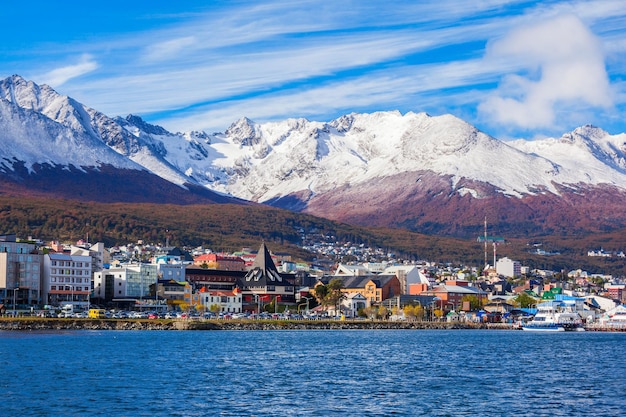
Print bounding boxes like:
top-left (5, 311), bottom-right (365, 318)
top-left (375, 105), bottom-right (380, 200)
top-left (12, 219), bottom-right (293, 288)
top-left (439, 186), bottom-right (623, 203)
top-left (244, 243), bottom-right (285, 284)
top-left (251, 242), bottom-right (277, 271)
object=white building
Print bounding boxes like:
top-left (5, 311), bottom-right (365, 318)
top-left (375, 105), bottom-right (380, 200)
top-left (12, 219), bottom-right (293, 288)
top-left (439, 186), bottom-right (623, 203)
top-left (43, 253), bottom-right (92, 309)
top-left (496, 257), bottom-right (521, 278)
top-left (93, 263), bottom-right (157, 304)
top-left (71, 242), bottom-right (110, 273)
top-left (341, 292), bottom-right (367, 317)
top-left (334, 264), bottom-right (370, 276)
top-left (201, 290), bottom-right (242, 313)
top-left (383, 265), bottom-right (430, 294)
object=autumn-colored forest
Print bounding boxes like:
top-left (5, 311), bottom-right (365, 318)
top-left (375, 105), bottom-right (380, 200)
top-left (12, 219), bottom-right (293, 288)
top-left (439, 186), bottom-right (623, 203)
top-left (0, 196), bottom-right (624, 275)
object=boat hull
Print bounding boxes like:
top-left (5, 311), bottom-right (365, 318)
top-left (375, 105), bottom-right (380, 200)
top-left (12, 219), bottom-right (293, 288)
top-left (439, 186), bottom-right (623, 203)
top-left (522, 325), bottom-right (566, 332)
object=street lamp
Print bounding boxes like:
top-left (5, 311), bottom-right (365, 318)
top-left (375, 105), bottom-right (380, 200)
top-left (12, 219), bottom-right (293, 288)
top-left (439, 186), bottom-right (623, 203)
top-left (253, 294), bottom-right (260, 316)
top-left (303, 296), bottom-right (311, 316)
top-left (432, 297), bottom-right (441, 321)
top-left (13, 286), bottom-right (19, 317)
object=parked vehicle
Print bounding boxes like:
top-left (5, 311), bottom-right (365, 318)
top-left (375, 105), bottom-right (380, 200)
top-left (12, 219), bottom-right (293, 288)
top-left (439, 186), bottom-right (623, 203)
top-left (88, 308), bottom-right (106, 319)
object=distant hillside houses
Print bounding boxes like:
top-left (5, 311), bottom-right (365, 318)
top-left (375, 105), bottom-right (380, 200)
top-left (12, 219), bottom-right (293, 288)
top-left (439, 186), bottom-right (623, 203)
top-left (588, 248), bottom-right (626, 258)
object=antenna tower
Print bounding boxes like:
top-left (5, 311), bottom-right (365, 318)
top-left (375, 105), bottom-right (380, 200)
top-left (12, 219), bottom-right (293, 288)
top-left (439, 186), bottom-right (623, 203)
top-left (476, 216), bottom-right (505, 275)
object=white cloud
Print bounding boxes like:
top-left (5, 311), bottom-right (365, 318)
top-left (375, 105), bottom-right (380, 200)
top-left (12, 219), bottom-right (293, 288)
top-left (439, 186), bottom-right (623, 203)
top-left (479, 14), bottom-right (613, 130)
top-left (39, 55), bottom-right (98, 87)
top-left (142, 36), bottom-right (197, 62)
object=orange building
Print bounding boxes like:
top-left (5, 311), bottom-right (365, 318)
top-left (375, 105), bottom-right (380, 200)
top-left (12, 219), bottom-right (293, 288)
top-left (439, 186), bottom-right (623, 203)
top-left (335, 274), bottom-right (402, 307)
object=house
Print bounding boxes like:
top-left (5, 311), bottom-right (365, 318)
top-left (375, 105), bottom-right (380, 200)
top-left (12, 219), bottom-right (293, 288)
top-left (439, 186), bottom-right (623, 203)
top-left (336, 274), bottom-right (402, 307)
top-left (341, 292), bottom-right (367, 317)
top-left (422, 283), bottom-right (488, 312)
top-left (154, 247), bottom-right (194, 264)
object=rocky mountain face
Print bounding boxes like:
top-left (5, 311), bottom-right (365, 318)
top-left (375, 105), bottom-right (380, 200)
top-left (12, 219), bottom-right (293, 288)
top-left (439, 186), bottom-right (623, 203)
top-left (1, 75), bottom-right (626, 237)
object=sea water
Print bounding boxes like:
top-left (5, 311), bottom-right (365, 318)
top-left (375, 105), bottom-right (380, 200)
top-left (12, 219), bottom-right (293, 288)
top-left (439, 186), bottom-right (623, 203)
top-left (1, 329), bottom-right (624, 416)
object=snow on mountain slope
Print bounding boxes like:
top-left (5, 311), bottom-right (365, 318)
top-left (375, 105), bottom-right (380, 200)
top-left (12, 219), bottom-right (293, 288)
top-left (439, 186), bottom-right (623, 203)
top-left (0, 75), bottom-right (192, 187)
top-left (3, 75), bottom-right (626, 215)
top-left (194, 112), bottom-right (578, 202)
top-left (0, 94), bottom-right (140, 172)
top-left (509, 125), bottom-right (626, 186)
top-left (120, 108), bottom-right (626, 205)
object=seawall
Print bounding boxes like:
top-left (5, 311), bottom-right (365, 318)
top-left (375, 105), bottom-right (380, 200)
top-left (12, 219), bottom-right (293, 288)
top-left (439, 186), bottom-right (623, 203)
top-left (0, 318), bottom-right (512, 331)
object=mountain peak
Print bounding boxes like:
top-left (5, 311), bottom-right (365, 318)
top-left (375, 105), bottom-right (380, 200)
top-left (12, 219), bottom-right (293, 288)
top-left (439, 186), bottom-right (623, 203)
top-left (569, 124), bottom-right (608, 140)
top-left (122, 114), bottom-right (171, 136)
top-left (225, 117), bottom-right (262, 146)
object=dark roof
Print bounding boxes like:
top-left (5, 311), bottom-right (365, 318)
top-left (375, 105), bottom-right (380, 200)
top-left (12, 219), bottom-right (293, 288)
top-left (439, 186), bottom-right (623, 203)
top-left (243, 243), bottom-right (287, 286)
top-left (0, 234), bottom-right (16, 242)
top-left (340, 274), bottom-right (398, 289)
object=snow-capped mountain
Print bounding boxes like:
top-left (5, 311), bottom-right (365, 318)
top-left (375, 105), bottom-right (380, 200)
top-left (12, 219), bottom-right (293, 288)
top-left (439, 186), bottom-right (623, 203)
top-left (2, 75), bottom-right (626, 237)
top-left (0, 75), bottom-right (238, 204)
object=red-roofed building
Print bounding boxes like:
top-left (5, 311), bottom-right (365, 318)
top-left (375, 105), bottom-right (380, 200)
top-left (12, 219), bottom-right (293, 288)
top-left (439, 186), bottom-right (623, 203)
top-left (193, 253), bottom-right (245, 271)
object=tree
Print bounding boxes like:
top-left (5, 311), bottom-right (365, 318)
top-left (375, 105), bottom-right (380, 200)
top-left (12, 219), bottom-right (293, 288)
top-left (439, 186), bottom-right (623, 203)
top-left (362, 306), bottom-right (377, 320)
top-left (403, 305), bottom-right (416, 321)
top-left (313, 284), bottom-right (329, 303)
top-left (209, 304), bottom-right (221, 313)
top-left (377, 306), bottom-right (389, 320)
top-left (514, 292), bottom-right (538, 308)
top-left (324, 278), bottom-right (345, 314)
top-left (461, 295), bottom-right (482, 311)
top-left (414, 304), bottom-right (425, 320)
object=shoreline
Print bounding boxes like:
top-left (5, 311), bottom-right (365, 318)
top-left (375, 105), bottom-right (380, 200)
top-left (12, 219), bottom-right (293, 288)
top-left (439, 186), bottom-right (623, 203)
top-left (0, 318), bottom-right (512, 331)
top-left (2, 318), bottom-right (624, 332)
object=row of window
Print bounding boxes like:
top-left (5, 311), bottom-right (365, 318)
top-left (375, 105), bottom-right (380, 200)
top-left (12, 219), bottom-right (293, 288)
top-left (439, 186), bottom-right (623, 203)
top-left (50, 277), bottom-right (89, 284)
top-left (50, 269), bottom-right (87, 275)
top-left (203, 296), bottom-right (242, 303)
top-left (50, 261), bottom-right (90, 267)
top-left (50, 286), bottom-right (90, 291)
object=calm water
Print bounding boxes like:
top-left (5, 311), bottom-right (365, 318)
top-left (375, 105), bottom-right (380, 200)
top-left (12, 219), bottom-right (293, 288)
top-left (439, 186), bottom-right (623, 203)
top-left (1, 329), bottom-right (624, 416)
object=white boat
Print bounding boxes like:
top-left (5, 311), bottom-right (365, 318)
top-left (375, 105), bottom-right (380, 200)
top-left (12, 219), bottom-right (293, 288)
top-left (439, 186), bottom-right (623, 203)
top-left (522, 300), bottom-right (585, 332)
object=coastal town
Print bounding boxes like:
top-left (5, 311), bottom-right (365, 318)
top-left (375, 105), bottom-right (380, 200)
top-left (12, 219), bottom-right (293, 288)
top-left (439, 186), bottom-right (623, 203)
top-left (0, 231), bottom-right (625, 331)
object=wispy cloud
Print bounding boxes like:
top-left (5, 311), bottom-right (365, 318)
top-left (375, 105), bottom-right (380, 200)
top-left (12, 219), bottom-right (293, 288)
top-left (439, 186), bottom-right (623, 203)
top-left (39, 55), bottom-right (98, 87)
top-left (142, 36), bottom-right (197, 62)
top-left (7, 1), bottom-right (626, 138)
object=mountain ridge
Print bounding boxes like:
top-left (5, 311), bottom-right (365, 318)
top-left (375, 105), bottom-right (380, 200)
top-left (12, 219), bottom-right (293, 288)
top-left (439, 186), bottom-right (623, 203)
top-left (2, 75), bottom-right (626, 238)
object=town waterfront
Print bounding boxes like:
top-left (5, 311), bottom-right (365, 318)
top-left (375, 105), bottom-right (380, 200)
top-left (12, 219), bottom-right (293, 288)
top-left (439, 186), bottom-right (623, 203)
top-left (1, 329), bottom-right (624, 416)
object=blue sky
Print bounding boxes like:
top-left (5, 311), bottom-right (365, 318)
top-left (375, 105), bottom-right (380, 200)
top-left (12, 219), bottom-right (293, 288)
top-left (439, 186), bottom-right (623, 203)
top-left (1, 0), bottom-right (625, 139)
